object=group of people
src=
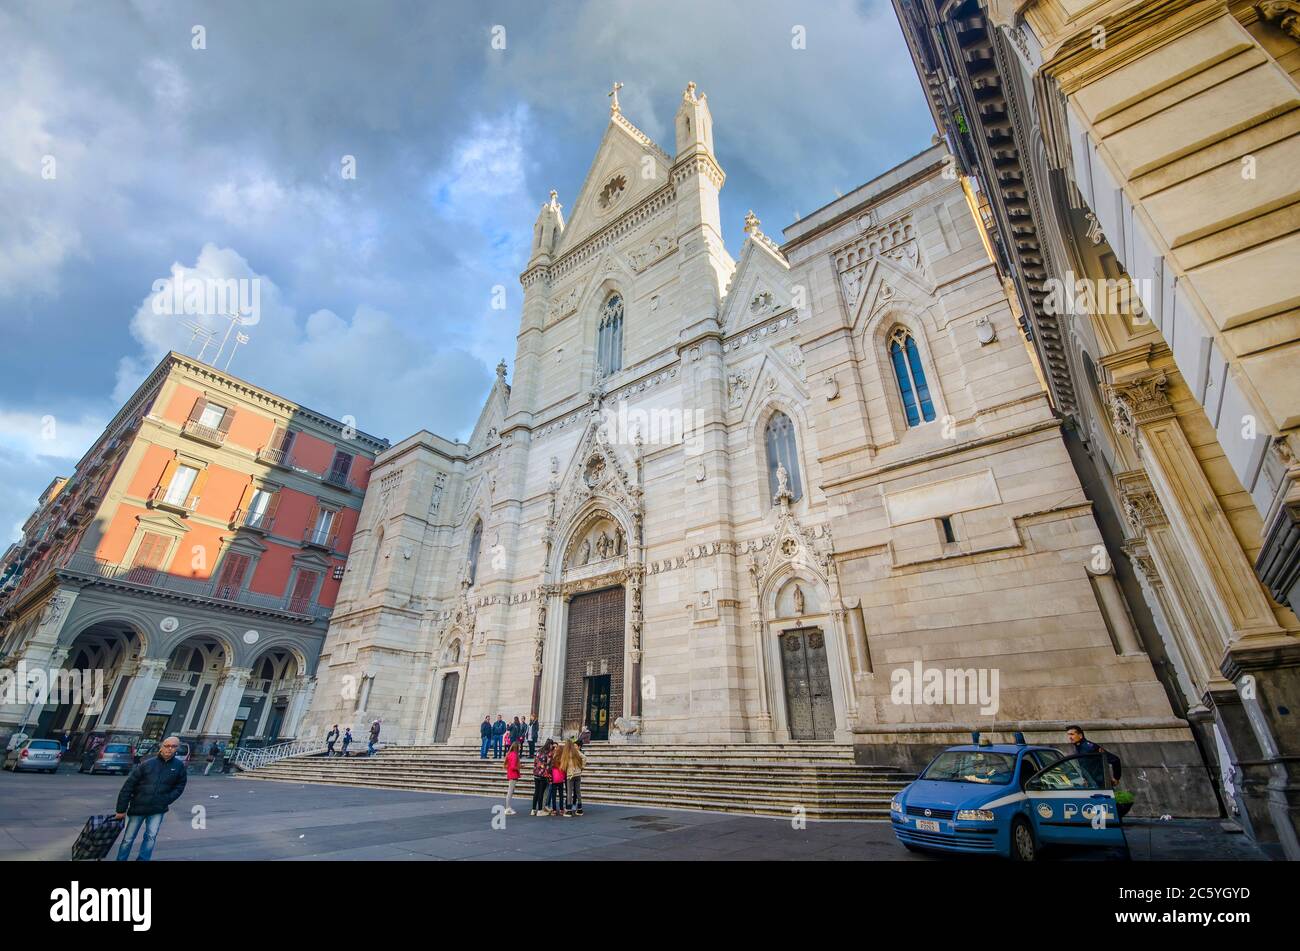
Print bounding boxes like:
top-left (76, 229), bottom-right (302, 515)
top-left (323, 720), bottom-right (383, 757)
top-left (480, 714), bottom-right (538, 758)
top-left (503, 734), bottom-right (588, 817)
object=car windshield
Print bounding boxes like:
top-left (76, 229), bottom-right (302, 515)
top-left (921, 750), bottom-right (1017, 785)
top-left (105, 744), bottom-right (131, 753)
top-left (29, 740), bottom-right (60, 750)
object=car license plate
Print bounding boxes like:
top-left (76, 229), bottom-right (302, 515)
top-left (916, 819), bottom-right (940, 832)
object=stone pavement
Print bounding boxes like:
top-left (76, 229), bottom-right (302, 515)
top-left (0, 769), bottom-right (1268, 861)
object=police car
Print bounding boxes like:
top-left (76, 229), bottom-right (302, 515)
top-left (890, 736), bottom-right (1126, 861)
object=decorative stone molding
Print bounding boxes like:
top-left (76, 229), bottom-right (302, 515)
top-left (626, 234), bottom-right (676, 272)
top-left (1104, 371), bottom-right (1173, 439)
top-left (1257, 1), bottom-right (1300, 40)
top-left (1116, 470), bottom-right (1169, 536)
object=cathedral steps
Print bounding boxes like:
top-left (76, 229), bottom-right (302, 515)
top-left (236, 743), bottom-right (913, 820)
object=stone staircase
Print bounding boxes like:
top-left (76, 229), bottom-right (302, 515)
top-left (236, 743), bottom-right (912, 820)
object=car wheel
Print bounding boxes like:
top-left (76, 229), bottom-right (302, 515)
top-left (1010, 817), bottom-right (1038, 862)
top-left (902, 843), bottom-right (925, 853)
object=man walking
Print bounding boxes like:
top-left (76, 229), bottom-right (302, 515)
top-left (203, 740), bottom-right (223, 776)
top-left (492, 714), bottom-right (506, 758)
top-left (480, 716), bottom-right (493, 759)
top-left (368, 720), bottom-right (381, 756)
top-left (326, 724), bottom-right (340, 757)
top-left (1065, 725), bottom-right (1121, 786)
top-left (341, 727), bottom-right (353, 756)
top-left (114, 735), bottom-right (188, 861)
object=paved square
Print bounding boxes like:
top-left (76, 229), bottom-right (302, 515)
top-left (0, 769), bottom-right (1267, 861)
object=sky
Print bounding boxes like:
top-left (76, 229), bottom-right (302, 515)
top-left (0, 0), bottom-right (933, 542)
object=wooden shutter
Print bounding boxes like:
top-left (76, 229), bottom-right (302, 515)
top-left (217, 407), bottom-right (235, 434)
top-left (235, 481), bottom-right (257, 522)
top-left (186, 468), bottom-right (210, 510)
top-left (262, 490), bottom-right (281, 531)
top-left (279, 429), bottom-right (296, 454)
top-left (265, 425), bottom-right (283, 453)
top-left (292, 570), bottom-right (318, 601)
top-left (155, 458), bottom-right (179, 499)
top-left (186, 396), bottom-right (208, 423)
top-left (215, 553), bottom-right (250, 599)
top-left (303, 501), bottom-right (321, 542)
top-left (131, 532), bottom-right (169, 568)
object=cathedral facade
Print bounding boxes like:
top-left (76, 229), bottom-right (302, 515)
top-left (304, 85), bottom-right (1213, 812)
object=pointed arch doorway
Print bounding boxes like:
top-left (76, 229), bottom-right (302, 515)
top-left (562, 586), bottom-right (624, 740)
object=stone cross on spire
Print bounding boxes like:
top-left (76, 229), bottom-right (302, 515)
top-left (608, 82), bottom-right (624, 114)
top-left (744, 210), bottom-right (761, 236)
top-left (496, 359), bottom-right (508, 381)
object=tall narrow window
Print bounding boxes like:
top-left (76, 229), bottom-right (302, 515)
top-left (289, 570), bottom-right (320, 613)
top-left (466, 520), bottom-right (482, 586)
top-left (215, 552), bottom-right (250, 600)
top-left (764, 412), bottom-right (804, 505)
top-left (127, 532), bottom-right (170, 585)
top-left (597, 294), bottom-right (624, 377)
top-left (163, 465), bottom-right (199, 507)
top-left (888, 327), bottom-right (936, 426)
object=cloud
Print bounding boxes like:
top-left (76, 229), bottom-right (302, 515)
top-left (115, 244), bottom-right (492, 443)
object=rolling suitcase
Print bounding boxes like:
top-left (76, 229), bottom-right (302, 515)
top-left (71, 814), bottom-right (124, 861)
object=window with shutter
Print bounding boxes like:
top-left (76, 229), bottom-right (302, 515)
top-left (215, 553), bottom-right (250, 600)
top-left (327, 451), bottom-right (353, 487)
top-left (163, 466), bottom-right (199, 507)
top-left (127, 532), bottom-right (170, 584)
top-left (289, 570), bottom-right (320, 613)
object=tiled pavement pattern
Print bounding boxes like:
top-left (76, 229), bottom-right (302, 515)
top-left (0, 769), bottom-right (1268, 861)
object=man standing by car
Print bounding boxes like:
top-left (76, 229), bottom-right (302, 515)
top-left (114, 735), bottom-right (188, 861)
top-left (1066, 726), bottom-right (1121, 786)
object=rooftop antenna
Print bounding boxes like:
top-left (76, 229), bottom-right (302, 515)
top-left (224, 331), bottom-right (250, 371)
top-left (180, 319), bottom-right (217, 361)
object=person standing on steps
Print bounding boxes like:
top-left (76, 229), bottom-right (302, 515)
top-left (480, 716), bottom-right (493, 759)
top-left (578, 724), bottom-right (591, 747)
top-left (492, 714), bottom-right (506, 759)
top-left (368, 719), bottom-right (381, 756)
top-left (341, 727), bottom-right (353, 757)
top-left (568, 737), bottom-right (587, 816)
top-left (550, 742), bottom-right (568, 817)
top-left (528, 716), bottom-right (538, 759)
top-left (326, 724), bottom-right (340, 757)
top-left (531, 739), bottom-right (554, 815)
top-left (503, 739), bottom-right (522, 815)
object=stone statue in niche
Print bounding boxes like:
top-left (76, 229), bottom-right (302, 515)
top-left (776, 464), bottom-right (791, 499)
top-left (596, 530), bottom-right (614, 560)
top-left (792, 583), bottom-right (805, 617)
top-left (578, 539), bottom-right (591, 566)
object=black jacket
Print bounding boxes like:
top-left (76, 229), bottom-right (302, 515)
top-left (116, 754), bottom-right (188, 816)
top-left (492, 719), bottom-right (506, 736)
top-left (480, 720), bottom-right (492, 738)
top-left (528, 720), bottom-right (539, 741)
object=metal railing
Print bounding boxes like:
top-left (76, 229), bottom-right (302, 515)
top-left (182, 419), bottom-right (227, 444)
top-left (232, 737), bottom-right (326, 771)
top-left (60, 552), bottom-right (333, 622)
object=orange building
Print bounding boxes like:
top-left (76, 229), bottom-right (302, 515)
top-left (0, 352), bottom-right (386, 753)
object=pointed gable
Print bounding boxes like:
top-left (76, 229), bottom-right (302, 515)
top-left (553, 110), bottom-right (672, 257)
top-left (467, 362), bottom-right (511, 454)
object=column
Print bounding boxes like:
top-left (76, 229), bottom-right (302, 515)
top-left (283, 676), bottom-right (317, 739)
top-left (107, 658), bottom-right (168, 737)
top-left (200, 667), bottom-right (252, 742)
top-left (1087, 568), bottom-right (1143, 655)
top-left (1106, 369), bottom-right (1285, 647)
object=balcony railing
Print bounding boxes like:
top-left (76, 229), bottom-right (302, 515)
top-left (303, 528), bottom-right (336, 550)
top-left (231, 507), bottom-right (274, 533)
top-left (182, 419), bottom-right (227, 445)
top-left (147, 485), bottom-right (194, 514)
top-left (256, 446), bottom-right (290, 468)
top-left (59, 552), bottom-right (332, 622)
top-left (323, 469), bottom-right (351, 489)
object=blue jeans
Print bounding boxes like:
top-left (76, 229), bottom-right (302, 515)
top-left (116, 813), bottom-right (163, 861)
top-left (493, 735), bottom-right (503, 757)
top-left (367, 740), bottom-right (376, 756)
top-left (480, 736), bottom-right (491, 758)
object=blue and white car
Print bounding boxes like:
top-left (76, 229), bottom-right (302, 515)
top-left (891, 742), bottom-right (1126, 861)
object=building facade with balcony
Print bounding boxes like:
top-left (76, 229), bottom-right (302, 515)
top-left (0, 351), bottom-right (386, 754)
top-left (891, 0), bottom-right (1300, 857)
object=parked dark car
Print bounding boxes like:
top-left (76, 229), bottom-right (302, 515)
top-left (80, 742), bottom-right (134, 775)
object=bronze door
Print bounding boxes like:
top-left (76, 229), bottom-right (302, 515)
top-left (563, 587), bottom-right (624, 735)
top-left (779, 628), bottom-right (836, 740)
top-left (433, 672), bottom-right (459, 744)
top-left (583, 675), bottom-right (611, 740)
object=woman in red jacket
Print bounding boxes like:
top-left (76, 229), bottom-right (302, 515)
top-left (503, 740), bottom-right (522, 816)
